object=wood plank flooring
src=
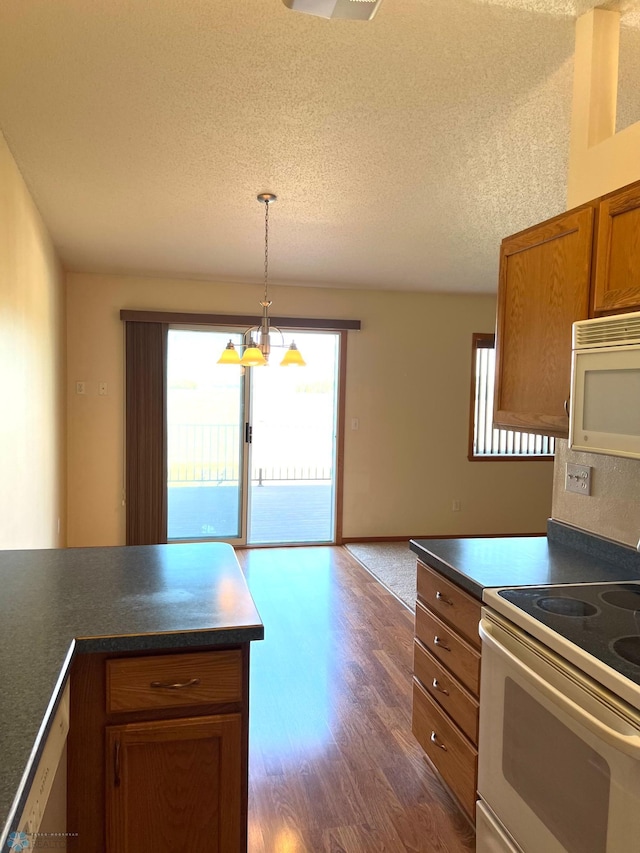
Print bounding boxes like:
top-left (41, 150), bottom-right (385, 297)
top-left (236, 546), bottom-right (476, 853)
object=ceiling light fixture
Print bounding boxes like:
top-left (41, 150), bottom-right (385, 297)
top-left (217, 193), bottom-right (306, 368)
top-left (282, 0), bottom-right (383, 21)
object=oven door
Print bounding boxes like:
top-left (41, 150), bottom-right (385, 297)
top-left (478, 612), bottom-right (640, 853)
top-left (476, 800), bottom-right (522, 853)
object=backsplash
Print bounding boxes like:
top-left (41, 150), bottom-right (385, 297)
top-left (552, 440), bottom-right (640, 548)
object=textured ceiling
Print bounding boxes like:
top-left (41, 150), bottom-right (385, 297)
top-left (0, 0), bottom-right (639, 294)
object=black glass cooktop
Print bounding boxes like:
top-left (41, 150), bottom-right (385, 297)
top-left (498, 582), bottom-right (640, 686)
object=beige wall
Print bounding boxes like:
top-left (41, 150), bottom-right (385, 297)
top-left (568, 9), bottom-right (640, 207)
top-left (0, 133), bottom-right (66, 549)
top-left (66, 273), bottom-right (553, 546)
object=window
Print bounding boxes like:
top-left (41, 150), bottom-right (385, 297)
top-left (469, 333), bottom-right (555, 460)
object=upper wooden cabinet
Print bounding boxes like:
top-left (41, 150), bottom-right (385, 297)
top-left (494, 205), bottom-right (595, 437)
top-left (593, 182), bottom-right (640, 314)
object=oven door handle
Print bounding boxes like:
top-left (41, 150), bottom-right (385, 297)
top-left (480, 620), bottom-right (640, 759)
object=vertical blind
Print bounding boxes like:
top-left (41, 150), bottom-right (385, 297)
top-left (472, 334), bottom-right (555, 458)
top-left (125, 321), bottom-right (168, 544)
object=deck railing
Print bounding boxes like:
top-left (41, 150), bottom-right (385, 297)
top-left (168, 423), bottom-right (333, 484)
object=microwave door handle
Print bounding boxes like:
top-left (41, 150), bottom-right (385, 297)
top-left (479, 620), bottom-right (640, 759)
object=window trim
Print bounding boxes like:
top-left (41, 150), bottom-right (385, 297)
top-left (468, 333), bottom-right (554, 462)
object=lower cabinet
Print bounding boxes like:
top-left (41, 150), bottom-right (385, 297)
top-left (105, 715), bottom-right (242, 853)
top-left (412, 679), bottom-right (477, 818)
top-left (67, 646), bottom-right (250, 853)
top-left (411, 559), bottom-right (481, 823)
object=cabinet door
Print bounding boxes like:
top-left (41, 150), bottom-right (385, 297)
top-left (593, 182), bottom-right (640, 314)
top-left (106, 714), bottom-right (242, 853)
top-left (494, 206), bottom-right (594, 436)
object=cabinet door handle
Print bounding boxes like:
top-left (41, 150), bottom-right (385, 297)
top-left (150, 677), bottom-right (201, 690)
top-left (433, 635), bottom-right (451, 651)
top-left (114, 739), bottom-right (121, 787)
top-left (564, 397), bottom-right (570, 417)
top-left (430, 731), bottom-right (447, 751)
top-left (435, 591), bottom-right (453, 606)
top-left (432, 678), bottom-right (449, 695)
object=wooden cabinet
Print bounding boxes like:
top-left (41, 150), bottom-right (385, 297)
top-left (68, 645), bottom-right (250, 853)
top-left (494, 178), bottom-right (640, 438)
top-left (411, 559), bottom-right (481, 823)
top-left (593, 182), bottom-right (640, 314)
top-left (494, 205), bottom-right (595, 437)
top-left (106, 715), bottom-right (242, 853)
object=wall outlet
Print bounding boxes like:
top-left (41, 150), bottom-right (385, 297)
top-left (565, 463), bottom-right (592, 496)
top-left (75, 381), bottom-right (86, 395)
top-left (99, 382), bottom-right (108, 396)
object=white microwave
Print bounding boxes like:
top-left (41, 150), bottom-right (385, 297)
top-left (570, 311), bottom-right (640, 459)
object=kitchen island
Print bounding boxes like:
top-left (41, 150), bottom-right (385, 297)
top-left (0, 542), bottom-right (263, 851)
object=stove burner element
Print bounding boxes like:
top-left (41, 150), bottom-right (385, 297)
top-left (612, 636), bottom-right (640, 667)
top-left (600, 588), bottom-right (640, 612)
top-left (535, 597), bottom-right (598, 618)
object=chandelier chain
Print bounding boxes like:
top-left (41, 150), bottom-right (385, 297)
top-left (264, 199), bottom-right (270, 304)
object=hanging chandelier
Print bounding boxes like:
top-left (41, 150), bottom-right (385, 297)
top-left (217, 193), bottom-right (306, 368)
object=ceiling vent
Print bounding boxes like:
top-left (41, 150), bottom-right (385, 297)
top-left (283, 0), bottom-right (383, 21)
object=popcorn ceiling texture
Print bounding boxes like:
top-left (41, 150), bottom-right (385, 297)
top-left (477, 1), bottom-right (639, 15)
top-left (0, 0), bottom-right (637, 293)
top-left (617, 22), bottom-right (640, 131)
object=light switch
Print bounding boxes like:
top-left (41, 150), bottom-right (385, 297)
top-left (565, 463), bottom-right (592, 495)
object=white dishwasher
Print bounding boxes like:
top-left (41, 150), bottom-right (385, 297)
top-left (15, 680), bottom-right (70, 848)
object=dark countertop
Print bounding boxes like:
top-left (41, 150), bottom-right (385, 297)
top-left (410, 520), bottom-right (640, 601)
top-left (0, 542), bottom-right (263, 847)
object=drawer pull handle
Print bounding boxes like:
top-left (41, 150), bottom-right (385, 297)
top-left (150, 677), bottom-right (201, 690)
top-left (433, 635), bottom-right (451, 651)
top-left (432, 678), bottom-right (449, 695)
top-left (436, 591), bottom-right (453, 605)
top-left (430, 731), bottom-right (447, 751)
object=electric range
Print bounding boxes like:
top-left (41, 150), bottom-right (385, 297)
top-left (483, 580), bottom-right (640, 713)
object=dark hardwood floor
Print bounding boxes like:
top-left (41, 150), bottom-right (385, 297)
top-left (236, 546), bottom-right (476, 853)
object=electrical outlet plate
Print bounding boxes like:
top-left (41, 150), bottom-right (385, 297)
top-left (565, 463), bottom-right (592, 496)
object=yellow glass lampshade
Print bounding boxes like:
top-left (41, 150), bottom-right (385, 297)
top-left (217, 340), bottom-right (241, 365)
top-left (280, 342), bottom-right (306, 367)
top-left (240, 345), bottom-right (267, 367)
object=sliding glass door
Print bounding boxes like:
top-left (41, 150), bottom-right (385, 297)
top-left (166, 327), bottom-right (340, 545)
top-left (248, 331), bottom-right (339, 545)
top-left (167, 329), bottom-right (246, 543)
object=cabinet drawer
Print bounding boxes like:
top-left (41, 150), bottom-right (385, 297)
top-left (106, 650), bottom-right (242, 713)
top-left (415, 601), bottom-right (480, 696)
top-left (416, 560), bottom-right (481, 648)
top-left (412, 677), bottom-right (477, 821)
top-left (413, 639), bottom-right (479, 744)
